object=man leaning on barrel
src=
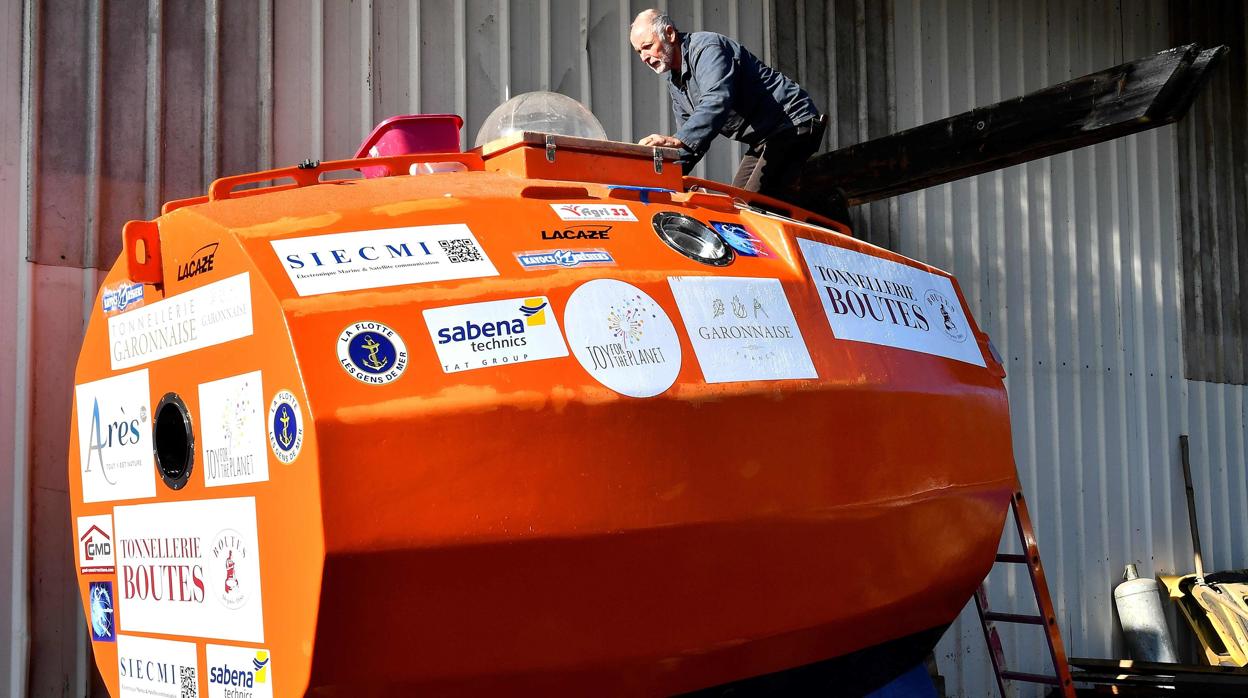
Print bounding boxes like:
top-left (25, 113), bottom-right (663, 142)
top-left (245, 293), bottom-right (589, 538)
top-left (629, 9), bottom-right (826, 198)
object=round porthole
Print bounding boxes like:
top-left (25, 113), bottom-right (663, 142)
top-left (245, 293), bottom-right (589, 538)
top-left (153, 393), bottom-right (194, 490)
top-left (652, 212), bottom-right (735, 266)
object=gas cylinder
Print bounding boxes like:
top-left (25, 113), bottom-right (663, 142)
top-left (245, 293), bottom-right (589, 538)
top-left (1114, 563), bottom-right (1179, 663)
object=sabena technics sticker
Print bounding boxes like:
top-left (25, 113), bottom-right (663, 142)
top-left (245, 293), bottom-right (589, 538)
top-left (267, 390), bottom-right (304, 464)
top-left (423, 296), bottom-right (569, 373)
top-left (336, 321), bottom-right (409, 384)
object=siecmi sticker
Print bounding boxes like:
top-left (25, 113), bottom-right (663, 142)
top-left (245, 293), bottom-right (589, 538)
top-left (270, 225), bottom-right (498, 296)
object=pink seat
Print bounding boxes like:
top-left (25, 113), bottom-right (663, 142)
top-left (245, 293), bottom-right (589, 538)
top-left (354, 114), bottom-right (464, 178)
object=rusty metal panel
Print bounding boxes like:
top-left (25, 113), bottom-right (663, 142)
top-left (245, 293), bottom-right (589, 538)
top-left (1172, 0), bottom-right (1247, 386)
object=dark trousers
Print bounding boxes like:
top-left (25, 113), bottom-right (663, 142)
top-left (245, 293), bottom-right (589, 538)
top-left (731, 116), bottom-right (827, 198)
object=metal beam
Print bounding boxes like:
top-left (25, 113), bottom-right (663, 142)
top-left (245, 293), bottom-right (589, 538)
top-left (793, 43), bottom-right (1228, 208)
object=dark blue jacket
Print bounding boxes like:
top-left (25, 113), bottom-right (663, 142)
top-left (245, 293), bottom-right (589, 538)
top-left (667, 31), bottom-right (819, 169)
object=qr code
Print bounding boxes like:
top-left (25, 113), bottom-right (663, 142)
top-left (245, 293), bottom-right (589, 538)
top-left (439, 238), bottom-right (483, 263)
top-left (180, 666), bottom-right (197, 698)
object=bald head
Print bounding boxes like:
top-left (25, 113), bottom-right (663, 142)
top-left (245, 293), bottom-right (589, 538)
top-left (629, 10), bottom-right (680, 75)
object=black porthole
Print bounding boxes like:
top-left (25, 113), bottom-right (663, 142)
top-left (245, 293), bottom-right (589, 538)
top-left (652, 212), bottom-right (735, 266)
top-left (153, 393), bottom-right (194, 490)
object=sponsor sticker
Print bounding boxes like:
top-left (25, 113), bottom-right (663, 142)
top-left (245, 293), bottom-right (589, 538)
top-left (75, 369), bottom-right (156, 503)
top-left (336, 321), bottom-right (409, 384)
top-left (797, 238), bottom-right (986, 367)
top-left (515, 249), bottom-right (615, 270)
top-left (270, 224), bottom-right (498, 296)
top-left (78, 514), bottom-right (116, 574)
top-left (267, 391), bottom-right (304, 464)
top-left (550, 203), bottom-right (637, 222)
top-left (540, 224), bottom-right (612, 241)
top-left (101, 280), bottom-right (146, 315)
top-left (710, 221), bottom-right (774, 258)
top-left (423, 296), bottom-right (569, 373)
top-left (177, 242), bottom-right (220, 282)
top-left (89, 581), bottom-right (116, 642)
top-left (109, 272), bottom-right (254, 370)
top-left (206, 644), bottom-right (273, 698)
top-left (117, 634), bottom-right (199, 698)
top-left (668, 277), bottom-right (817, 383)
top-left (199, 371), bottom-right (268, 487)
top-left (563, 279), bottom-right (682, 398)
top-left (114, 497), bottom-right (264, 642)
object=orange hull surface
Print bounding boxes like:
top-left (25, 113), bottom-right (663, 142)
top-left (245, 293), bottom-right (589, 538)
top-left (69, 138), bottom-right (1016, 696)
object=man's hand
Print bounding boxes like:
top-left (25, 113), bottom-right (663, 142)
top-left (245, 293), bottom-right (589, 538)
top-left (638, 134), bottom-right (685, 149)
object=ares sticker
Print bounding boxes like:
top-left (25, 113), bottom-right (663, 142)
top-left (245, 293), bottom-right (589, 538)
top-left (337, 321), bottom-right (409, 384)
top-left (710, 221), bottom-right (774, 258)
top-left (267, 391), bottom-right (304, 464)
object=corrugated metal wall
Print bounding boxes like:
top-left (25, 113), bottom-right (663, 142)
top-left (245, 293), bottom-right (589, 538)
top-left (880, 0), bottom-right (1248, 694)
top-left (4, 1), bottom-right (1247, 695)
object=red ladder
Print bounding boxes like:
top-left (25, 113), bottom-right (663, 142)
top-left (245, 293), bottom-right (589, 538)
top-left (973, 488), bottom-right (1076, 697)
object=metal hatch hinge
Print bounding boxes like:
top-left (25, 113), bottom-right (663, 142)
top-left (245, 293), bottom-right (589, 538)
top-left (545, 135), bottom-right (556, 162)
top-left (653, 147), bottom-right (663, 173)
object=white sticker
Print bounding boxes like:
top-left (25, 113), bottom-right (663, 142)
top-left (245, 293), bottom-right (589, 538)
top-left (267, 391), bottom-right (304, 464)
top-left (423, 296), bottom-right (569, 373)
top-left (117, 634), bottom-right (199, 698)
top-left (563, 279), bottom-right (682, 398)
top-left (207, 644), bottom-right (273, 698)
top-left (269, 224), bottom-right (498, 296)
top-left (114, 497), bottom-right (264, 643)
top-left (668, 277), bottom-right (818, 383)
top-left (199, 371), bottom-right (269, 487)
top-left (77, 514), bottom-right (116, 574)
top-left (797, 238), bottom-right (987, 367)
top-left (550, 203), bottom-right (638, 222)
top-left (109, 272), bottom-right (254, 370)
top-left (336, 321), bottom-right (409, 384)
top-left (75, 369), bottom-right (156, 503)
